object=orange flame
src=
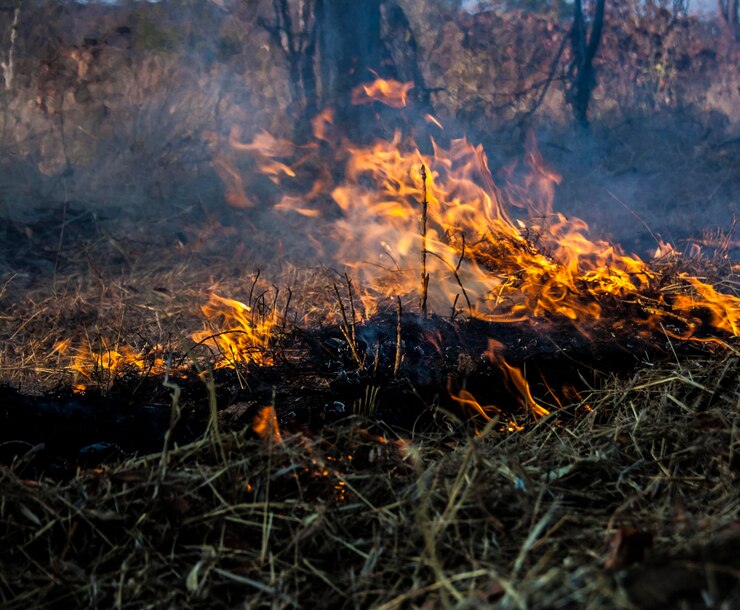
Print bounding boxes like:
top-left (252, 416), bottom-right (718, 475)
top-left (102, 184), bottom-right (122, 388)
top-left (195, 90), bottom-right (739, 377)
top-left (53, 339), bottom-right (166, 392)
top-left (191, 293), bottom-right (275, 367)
top-left (485, 339), bottom-right (549, 418)
top-left (351, 78), bottom-right (414, 108)
top-left (205, 108), bottom-right (739, 357)
top-left (253, 406), bottom-right (282, 443)
top-left (450, 390), bottom-right (524, 432)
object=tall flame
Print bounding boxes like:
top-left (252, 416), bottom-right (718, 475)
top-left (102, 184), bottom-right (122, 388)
top-left (207, 77), bottom-right (738, 355)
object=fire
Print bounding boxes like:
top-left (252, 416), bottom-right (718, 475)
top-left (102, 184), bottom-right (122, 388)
top-left (53, 339), bottom-right (166, 392)
top-left (253, 406), bottom-right (282, 443)
top-left (671, 275), bottom-right (739, 337)
top-left (450, 391), bottom-right (525, 433)
top-left (485, 339), bottom-right (550, 418)
top-left (450, 339), bottom-right (548, 429)
top-left (203, 76), bottom-right (738, 366)
top-left (59, 77), bottom-right (738, 423)
top-left (191, 293), bottom-right (276, 368)
top-left (351, 78), bottom-right (414, 108)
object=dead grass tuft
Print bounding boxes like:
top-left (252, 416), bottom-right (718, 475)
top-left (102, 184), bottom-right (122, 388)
top-left (1, 352), bottom-right (737, 608)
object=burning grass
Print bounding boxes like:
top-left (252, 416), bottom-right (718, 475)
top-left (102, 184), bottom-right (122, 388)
top-left (0, 205), bottom-right (737, 607)
top-left (0, 70), bottom-right (737, 608)
top-left (0, 4), bottom-right (738, 606)
top-left (1, 352), bottom-right (737, 608)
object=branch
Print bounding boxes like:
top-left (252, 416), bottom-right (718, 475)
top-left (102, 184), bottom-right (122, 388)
top-left (0, 5), bottom-right (20, 91)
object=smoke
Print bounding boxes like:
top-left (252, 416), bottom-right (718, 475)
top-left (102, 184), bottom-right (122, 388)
top-left (0, 0), bottom-right (737, 276)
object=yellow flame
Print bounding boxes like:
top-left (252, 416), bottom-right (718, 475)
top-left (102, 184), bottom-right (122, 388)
top-left (253, 406), bottom-right (282, 443)
top-left (191, 293), bottom-right (275, 367)
top-left (54, 339), bottom-right (166, 392)
top-left (351, 78), bottom-right (414, 108)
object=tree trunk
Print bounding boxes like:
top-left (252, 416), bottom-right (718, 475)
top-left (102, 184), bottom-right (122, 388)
top-left (567, 0), bottom-right (606, 128)
top-left (262, 0), bottom-right (430, 136)
top-left (718, 0), bottom-right (739, 40)
top-left (315, 0), bottom-right (384, 121)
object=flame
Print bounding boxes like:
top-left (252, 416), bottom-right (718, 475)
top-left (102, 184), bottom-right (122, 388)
top-left (312, 108), bottom-right (338, 144)
top-left (351, 78), bottom-right (414, 108)
top-left (671, 275), bottom-right (739, 336)
top-left (424, 113), bottom-right (444, 130)
top-left (450, 390), bottom-right (524, 432)
top-left (253, 406), bottom-right (282, 443)
top-left (49, 77), bottom-right (732, 422)
top-left (212, 155), bottom-right (254, 208)
top-left (53, 339), bottom-right (166, 391)
top-left (191, 293), bottom-right (275, 367)
top-left (204, 84), bottom-right (738, 366)
top-left (485, 339), bottom-right (550, 418)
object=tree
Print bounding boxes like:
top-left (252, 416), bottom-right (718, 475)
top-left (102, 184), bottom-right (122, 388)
top-left (0, 1), bottom-right (20, 91)
top-left (259, 0), bottom-right (429, 136)
top-left (258, 0), bottom-right (319, 131)
top-left (315, 0), bottom-right (383, 116)
top-left (566, 0), bottom-right (606, 128)
top-left (718, 0), bottom-right (739, 40)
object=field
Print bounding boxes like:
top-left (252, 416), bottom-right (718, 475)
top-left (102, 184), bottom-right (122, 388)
top-left (0, 1), bottom-right (738, 608)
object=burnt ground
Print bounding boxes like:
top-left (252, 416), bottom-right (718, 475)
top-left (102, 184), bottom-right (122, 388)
top-left (0, 193), bottom-right (737, 610)
top-left (0, 204), bottom-right (734, 475)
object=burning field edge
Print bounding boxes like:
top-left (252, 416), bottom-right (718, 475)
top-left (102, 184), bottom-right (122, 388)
top-left (1, 349), bottom-right (738, 608)
top-left (0, 193), bottom-right (738, 608)
top-left (0, 2), bottom-right (739, 607)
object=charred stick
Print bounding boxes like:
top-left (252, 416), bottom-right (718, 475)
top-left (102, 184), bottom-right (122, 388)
top-left (420, 164), bottom-right (429, 319)
top-left (248, 270), bottom-right (261, 308)
top-left (394, 297), bottom-right (403, 377)
top-left (332, 282), bottom-right (363, 368)
top-left (373, 337), bottom-right (380, 377)
top-left (451, 294), bottom-right (460, 321)
top-left (427, 251), bottom-right (473, 318)
top-left (270, 286), bottom-right (280, 325)
top-left (344, 273), bottom-right (357, 348)
top-left (282, 287), bottom-right (293, 332)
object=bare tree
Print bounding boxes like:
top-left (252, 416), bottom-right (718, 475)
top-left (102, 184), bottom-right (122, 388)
top-left (567, 0), bottom-right (606, 128)
top-left (718, 0), bottom-right (739, 39)
top-left (259, 0), bottom-right (319, 131)
top-left (0, 1), bottom-right (20, 91)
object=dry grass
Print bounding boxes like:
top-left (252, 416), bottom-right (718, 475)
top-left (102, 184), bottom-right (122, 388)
top-left (0, 350), bottom-right (737, 609)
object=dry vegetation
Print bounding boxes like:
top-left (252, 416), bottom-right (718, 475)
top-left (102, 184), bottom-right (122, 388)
top-left (0, 0), bottom-right (739, 608)
top-left (1, 352), bottom-right (738, 608)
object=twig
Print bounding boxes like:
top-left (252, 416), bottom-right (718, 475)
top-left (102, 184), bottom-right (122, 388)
top-left (248, 269), bottom-right (261, 308)
top-left (420, 164), bottom-right (429, 319)
top-left (332, 282), bottom-right (363, 368)
top-left (427, 251), bottom-right (472, 317)
top-left (394, 297), bottom-right (403, 377)
top-left (282, 287), bottom-right (292, 332)
top-left (344, 273), bottom-right (357, 349)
